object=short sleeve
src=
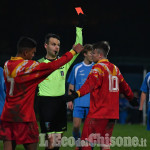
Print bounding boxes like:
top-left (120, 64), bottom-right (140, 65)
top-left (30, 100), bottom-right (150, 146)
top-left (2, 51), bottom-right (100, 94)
top-left (67, 66), bottom-right (75, 85)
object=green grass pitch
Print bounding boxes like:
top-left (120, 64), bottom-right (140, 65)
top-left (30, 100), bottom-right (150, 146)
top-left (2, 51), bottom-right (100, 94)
top-left (0, 122), bottom-right (150, 150)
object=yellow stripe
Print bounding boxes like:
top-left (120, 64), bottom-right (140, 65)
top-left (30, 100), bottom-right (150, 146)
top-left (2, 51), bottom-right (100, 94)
top-left (11, 61), bottom-right (25, 77)
top-left (11, 57), bottom-right (23, 60)
top-left (70, 49), bottom-right (76, 56)
top-left (76, 91), bottom-right (80, 97)
top-left (94, 74), bottom-right (98, 78)
top-left (120, 78), bottom-right (124, 82)
top-left (112, 65), bottom-right (117, 76)
top-left (94, 67), bottom-right (103, 74)
top-left (97, 59), bottom-right (109, 63)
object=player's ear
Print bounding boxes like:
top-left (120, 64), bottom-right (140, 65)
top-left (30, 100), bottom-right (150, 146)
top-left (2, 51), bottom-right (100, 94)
top-left (23, 50), bottom-right (28, 57)
top-left (99, 52), bottom-right (103, 58)
top-left (83, 52), bottom-right (87, 57)
top-left (44, 43), bottom-right (47, 49)
top-left (22, 50), bottom-right (29, 59)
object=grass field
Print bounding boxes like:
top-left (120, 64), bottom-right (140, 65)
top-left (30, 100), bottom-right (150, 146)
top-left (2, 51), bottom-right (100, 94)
top-left (0, 122), bottom-right (150, 150)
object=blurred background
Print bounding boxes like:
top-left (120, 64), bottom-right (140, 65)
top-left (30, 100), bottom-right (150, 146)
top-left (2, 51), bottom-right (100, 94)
top-left (1, 0), bottom-right (150, 123)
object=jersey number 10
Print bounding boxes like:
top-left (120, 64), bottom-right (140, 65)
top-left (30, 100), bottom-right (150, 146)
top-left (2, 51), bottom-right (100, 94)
top-left (109, 75), bottom-right (119, 92)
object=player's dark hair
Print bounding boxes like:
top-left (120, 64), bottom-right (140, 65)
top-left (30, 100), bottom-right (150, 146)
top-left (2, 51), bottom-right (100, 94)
top-left (45, 33), bottom-right (60, 44)
top-left (17, 36), bottom-right (37, 54)
top-left (82, 44), bottom-right (93, 54)
top-left (93, 41), bottom-right (110, 57)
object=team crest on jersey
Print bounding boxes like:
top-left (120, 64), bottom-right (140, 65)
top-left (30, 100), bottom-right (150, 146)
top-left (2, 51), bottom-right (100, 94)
top-left (60, 71), bottom-right (64, 76)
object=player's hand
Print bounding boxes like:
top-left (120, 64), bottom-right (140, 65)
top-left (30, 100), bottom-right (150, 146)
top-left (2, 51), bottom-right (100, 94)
top-left (129, 97), bottom-right (139, 107)
top-left (77, 13), bottom-right (87, 28)
top-left (65, 89), bottom-right (79, 102)
top-left (73, 43), bottom-right (84, 53)
top-left (67, 101), bottom-right (74, 110)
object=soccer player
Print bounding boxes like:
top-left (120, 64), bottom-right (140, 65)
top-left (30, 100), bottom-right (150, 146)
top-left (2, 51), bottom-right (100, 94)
top-left (0, 67), bottom-right (6, 118)
top-left (66, 41), bottom-right (138, 150)
top-left (0, 36), bottom-right (83, 150)
top-left (37, 26), bottom-right (83, 149)
top-left (67, 44), bottom-right (94, 149)
top-left (139, 73), bottom-right (150, 130)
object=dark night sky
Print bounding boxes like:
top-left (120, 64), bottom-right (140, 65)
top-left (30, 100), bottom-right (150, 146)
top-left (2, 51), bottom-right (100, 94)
top-left (0, 0), bottom-right (150, 67)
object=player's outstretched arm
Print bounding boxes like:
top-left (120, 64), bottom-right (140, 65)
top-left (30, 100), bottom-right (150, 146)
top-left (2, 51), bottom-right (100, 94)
top-left (16, 44), bottom-right (83, 84)
top-left (65, 66), bottom-right (102, 102)
top-left (37, 43), bottom-right (84, 77)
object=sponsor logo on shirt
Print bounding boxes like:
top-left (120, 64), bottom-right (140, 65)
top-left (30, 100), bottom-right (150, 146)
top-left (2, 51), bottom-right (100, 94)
top-left (79, 73), bottom-right (85, 76)
top-left (79, 70), bottom-right (84, 72)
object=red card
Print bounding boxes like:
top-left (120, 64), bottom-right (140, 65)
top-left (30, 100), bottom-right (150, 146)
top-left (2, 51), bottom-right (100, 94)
top-left (75, 7), bottom-right (84, 15)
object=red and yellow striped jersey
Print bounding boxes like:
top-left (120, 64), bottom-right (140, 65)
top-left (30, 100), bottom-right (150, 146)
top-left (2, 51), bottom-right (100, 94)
top-left (1, 51), bottom-right (74, 122)
top-left (77, 59), bottom-right (134, 119)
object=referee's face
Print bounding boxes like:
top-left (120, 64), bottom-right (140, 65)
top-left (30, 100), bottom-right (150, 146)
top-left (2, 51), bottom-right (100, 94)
top-left (45, 37), bottom-right (60, 58)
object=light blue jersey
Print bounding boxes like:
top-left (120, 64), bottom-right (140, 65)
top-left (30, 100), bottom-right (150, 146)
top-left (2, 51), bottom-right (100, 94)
top-left (0, 67), bottom-right (6, 117)
top-left (67, 61), bottom-right (94, 107)
top-left (140, 72), bottom-right (150, 130)
top-left (140, 72), bottom-right (150, 100)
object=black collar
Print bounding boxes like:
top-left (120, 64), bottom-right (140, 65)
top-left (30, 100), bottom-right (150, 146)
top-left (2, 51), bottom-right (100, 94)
top-left (44, 56), bottom-right (59, 62)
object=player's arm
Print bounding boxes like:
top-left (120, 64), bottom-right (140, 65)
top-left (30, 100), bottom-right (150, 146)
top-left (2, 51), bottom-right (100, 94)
top-left (119, 79), bottom-right (134, 100)
top-left (116, 68), bottom-right (133, 100)
top-left (139, 74), bottom-right (148, 110)
top-left (139, 92), bottom-right (147, 110)
top-left (16, 44), bottom-right (83, 84)
top-left (36, 44), bottom-right (83, 83)
top-left (118, 71), bottom-right (139, 106)
top-left (67, 84), bottom-right (74, 110)
top-left (65, 66), bottom-right (102, 102)
top-left (77, 66), bottom-right (102, 97)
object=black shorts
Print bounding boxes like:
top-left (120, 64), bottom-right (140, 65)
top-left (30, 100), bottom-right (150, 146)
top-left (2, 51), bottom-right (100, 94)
top-left (38, 96), bottom-right (67, 133)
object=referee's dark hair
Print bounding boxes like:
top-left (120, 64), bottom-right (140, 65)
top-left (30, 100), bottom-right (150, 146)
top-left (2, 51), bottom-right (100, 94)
top-left (17, 36), bottom-right (37, 54)
top-left (44, 33), bottom-right (60, 44)
top-left (93, 41), bottom-right (110, 57)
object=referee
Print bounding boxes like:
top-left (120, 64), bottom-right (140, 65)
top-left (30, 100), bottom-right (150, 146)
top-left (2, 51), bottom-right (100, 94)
top-left (37, 25), bottom-right (83, 149)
